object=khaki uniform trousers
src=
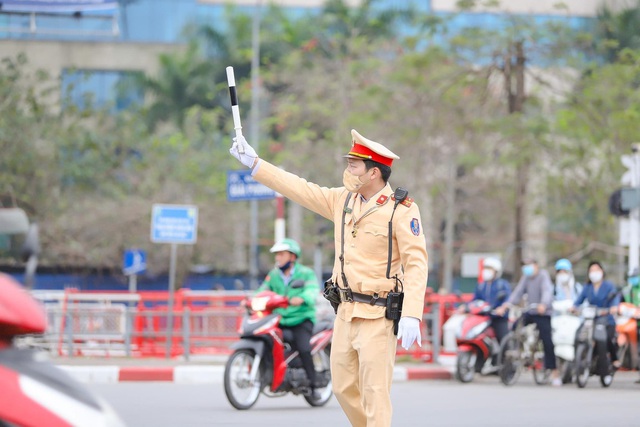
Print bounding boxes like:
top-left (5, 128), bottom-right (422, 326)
top-left (331, 315), bottom-right (397, 427)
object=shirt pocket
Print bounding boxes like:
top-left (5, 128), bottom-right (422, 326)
top-left (360, 223), bottom-right (388, 254)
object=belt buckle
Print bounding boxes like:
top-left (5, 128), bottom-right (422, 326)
top-left (339, 287), bottom-right (353, 303)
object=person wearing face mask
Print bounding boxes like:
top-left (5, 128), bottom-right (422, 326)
top-left (571, 261), bottom-right (621, 368)
top-left (457, 257), bottom-right (511, 348)
top-left (553, 258), bottom-right (583, 302)
top-left (257, 238), bottom-right (321, 399)
top-left (230, 130), bottom-right (428, 427)
top-left (495, 258), bottom-right (561, 386)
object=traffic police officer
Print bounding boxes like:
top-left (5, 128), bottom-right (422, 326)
top-left (230, 129), bottom-right (428, 427)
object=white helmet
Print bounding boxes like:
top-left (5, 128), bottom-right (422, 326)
top-left (482, 257), bottom-right (502, 275)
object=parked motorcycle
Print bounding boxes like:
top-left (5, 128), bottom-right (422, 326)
top-left (574, 304), bottom-right (617, 388)
top-left (551, 300), bottom-right (581, 384)
top-left (0, 273), bottom-right (125, 427)
top-left (223, 285), bottom-right (333, 410)
top-left (616, 302), bottom-right (640, 371)
top-left (454, 300), bottom-right (501, 383)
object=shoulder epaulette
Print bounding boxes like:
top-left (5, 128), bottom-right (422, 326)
top-left (391, 195), bottom-right (414, 207)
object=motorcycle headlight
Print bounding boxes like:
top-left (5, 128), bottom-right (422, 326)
top-left (251, 296), bottom-right (270, 312)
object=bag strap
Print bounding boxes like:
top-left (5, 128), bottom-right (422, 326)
top-left (339, 192), bottom-right (353, 289)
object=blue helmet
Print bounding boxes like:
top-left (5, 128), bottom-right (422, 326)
top-left (555, 258), bottom-right (572, 272)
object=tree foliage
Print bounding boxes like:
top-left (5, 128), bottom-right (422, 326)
top-left (4, 1), bottom-right (640, 284)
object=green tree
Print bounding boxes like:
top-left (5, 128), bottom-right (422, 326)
top-left (594, 1), bottom-right (640, 63)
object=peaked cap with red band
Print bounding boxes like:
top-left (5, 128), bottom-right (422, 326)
top-left (344, 129), bottom-right (399, 167)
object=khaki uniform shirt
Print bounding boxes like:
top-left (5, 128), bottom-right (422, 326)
top-left (253, 161), bottom-right (429, 321)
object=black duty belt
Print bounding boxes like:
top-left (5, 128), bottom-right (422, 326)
top-left (338, 287), bottom-right (387, 307)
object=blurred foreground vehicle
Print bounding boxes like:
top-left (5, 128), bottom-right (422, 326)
top-left (0, 273), bottom-right (126, 427)
top-left (0, 207), bottom-right (126, 427)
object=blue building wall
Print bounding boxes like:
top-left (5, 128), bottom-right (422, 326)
top-left (0, 1), bottom-right (594, 109)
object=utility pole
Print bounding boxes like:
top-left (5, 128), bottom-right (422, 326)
top-left (622, 144), bottom-right (640, 275)
top-left (442, 150), bottom-right (456, 293)
top-left (248, 0), bottom-right (262, 289)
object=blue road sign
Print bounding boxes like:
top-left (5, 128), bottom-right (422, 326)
top-left (227, 170), bottom-right (276, 201)
top-left (123, 249), bottom-right (147, 275)
top-left (151, 204), bottom-right (198, 244)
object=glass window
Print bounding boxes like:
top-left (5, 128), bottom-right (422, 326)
top-left (61, 69), bottom-right (143, 112)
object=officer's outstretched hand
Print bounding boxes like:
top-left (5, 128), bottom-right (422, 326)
top-left (397, 316), bottom-right (421, 350)
top-left (230, 135), bottom-right (258, 168)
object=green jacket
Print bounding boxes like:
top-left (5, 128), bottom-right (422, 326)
top-left (257, 263), bottom-right (319, 327)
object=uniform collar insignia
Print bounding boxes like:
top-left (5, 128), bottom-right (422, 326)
top-left (376, 194), bottom-right (389, 206)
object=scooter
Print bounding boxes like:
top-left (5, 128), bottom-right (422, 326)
top-left (574, 303), bottom-right (617, 388)
top-left (616, 302), bottom-right (640, 370)
top-left (0, 273), bottom-right (125, 427)
top-left (551, 299), bottom-right (582, 383)
top-left (454, 300), bottom-right (501, 383)
top-left (223, 283), bottom-right (333, 410)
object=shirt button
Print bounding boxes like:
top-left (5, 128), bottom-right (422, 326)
top-left (351, 244), bottom-right (355, 248)
top-left (346, 261), bottom-right (350, 265)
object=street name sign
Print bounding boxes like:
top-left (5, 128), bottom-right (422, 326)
top-left (150, 204), bottom-right (198, 244)
top-left (227, 170), bottom-right (276, 201)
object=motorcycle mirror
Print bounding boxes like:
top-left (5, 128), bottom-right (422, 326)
top-left (289, 279), bottom-right (305, 289)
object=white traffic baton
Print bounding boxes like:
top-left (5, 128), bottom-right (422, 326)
top-left (226, 66), bottom-right (244, 153)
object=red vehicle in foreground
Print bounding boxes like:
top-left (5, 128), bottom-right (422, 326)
top-left (223, 285), bottom-right (333, 410)
top-left (0, 273), bottom-right (125, 427)
top-left (454, 300), bottom-right (501, 383)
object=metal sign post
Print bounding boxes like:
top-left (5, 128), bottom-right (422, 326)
top-left (150, 204), bottom-right (198, 359)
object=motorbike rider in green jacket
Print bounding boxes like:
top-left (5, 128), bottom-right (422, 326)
top-left (257, 238), bottom-right (321, 399)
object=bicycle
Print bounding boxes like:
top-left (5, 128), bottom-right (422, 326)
top-left (499, 304), bottom-right (549, 386)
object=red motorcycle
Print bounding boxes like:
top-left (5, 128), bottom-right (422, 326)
top-left (223, 286), bottom-right (333, 410)
top-left (0, 273), bottom-right (125, 426)
top-left (454, 300), bottom-right (501, 383)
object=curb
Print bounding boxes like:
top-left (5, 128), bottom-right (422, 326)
top-left (58, 365), bottom-right (453, 384)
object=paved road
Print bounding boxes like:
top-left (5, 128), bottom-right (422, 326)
top-left (91, 371), bottom-right (640, 427)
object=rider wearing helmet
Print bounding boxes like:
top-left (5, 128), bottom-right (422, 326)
top-left (257, 238), bottom-right (321, 398)
top-left (459, 257), bottom-right (511, 346)
top-left (554, 258), bottom-right (582, 302)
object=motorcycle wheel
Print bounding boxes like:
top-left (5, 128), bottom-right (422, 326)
top-left (224, 349), bottom-right (263, 410)
top-left (575, 343), bottom-right (591, 389)
top-left (499, 333), bottom-right (521, 386)
top-left (304, 344), bottom-right (333, 407)
top-left (455, 350), bottom-right (477, 383)
top-left (600, 373), bottom-right (614, 387)
top-left (532, 338), bottom-right (550, 385)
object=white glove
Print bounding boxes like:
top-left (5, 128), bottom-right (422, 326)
top-left (397, 317), bottom-right (421, 350)
top-left (229, 135), bottom-right (258, 168)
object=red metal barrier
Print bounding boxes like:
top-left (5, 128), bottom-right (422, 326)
top-left (53, 289), bottom-right (473, 360)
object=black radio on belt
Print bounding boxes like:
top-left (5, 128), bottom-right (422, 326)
top-left (323, 279), bottom-right (341, 313)
top-left (385, 291), bottom-right (403, 320)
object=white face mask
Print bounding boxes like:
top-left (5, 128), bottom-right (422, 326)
top-left (481, 268), bottom-right (495, 282)
top-left (343, 169), bottom-right (367, 193)
top-left (556, 272), bottom-right (570, 286)
top-left (589, 271), bottom-right (603, 284)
